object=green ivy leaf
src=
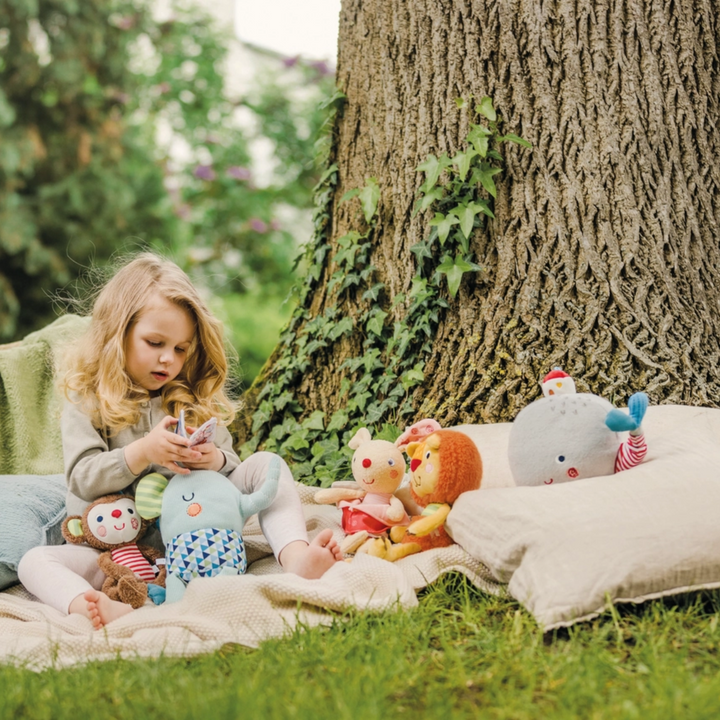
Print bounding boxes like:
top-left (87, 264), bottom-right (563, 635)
top-left (333, 243), bottom-right (359, 269)
top-left (319, 90), bottom-right (347, 110)
top-left (327, 316), bottom-right (354, 341)
top-left (416, 154), bottom-right (453, 192)
top-left (467, 124), bottom-right (492, 157)
top-left (359, 177), bottom-right (380, 223)
top-left (339, 188), bottom-right (361, 204)
top-left (429, 212), bottom-right (460, 245)
top-left (339, 273), bottom-right (361, 292)
top-left (365, 402), bottom-right (384, 424)
top-left (437, 255), bottom-right (483, 298)
top-left (363, 348), bottom-right (384, 373)
top-left (305, 339), bottom-right (327, 355)
top-left (415, 186), bottom-right (445, 214)
top-left (401, 362), bottom-right (425, 391)
top-left (281, 433), bottom-right (310, 452)
top-left (470, 166), bottom-right (503, 198)
top-left (391, 293), bottom-right (406, 308)
top-left (451, 149), bottom-right (478, 182)
top-left (337, 231), bottom-right (362, 248)
top-left (327, 409), bottom-right (350, 433)
top-left (359, 265), bottom-right (377, 281)
top-left (348, 390), bottom-right (372, 413)
top-left (251, 408), bottom-right (271, 434)
top-left (448, 204), bottom-right (473, 240)
top-left (366, 309), bottom-right (388, 336)
top-left (361, 282), bottom-right (385, 302)
top-left (476, 96), bottom-right (497, 122)
top-left (410, 240), bottom-right (433, 262)
top-left (316, 163), bottom-right (339, 186)
top-left (409, 276), bottom-right (430, 300)
top-left (472, 198), bottom-right (495, 220)
top-left (339, 378), bottom-right (351, 398)
top-left (312, 437), bottom-right (340, 457)
top-left (388, 384), bottom-right (406, 399)
top-left (307, 263), bottom-right (322, 282)
top-left (302, 410), bottom-right (326, 431)
top-left (275, 391), bottom-right (294, 410)
top-left (499, 133), bottom-right (532, 148)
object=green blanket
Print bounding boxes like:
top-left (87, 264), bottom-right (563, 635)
top-left (0, 314), bottom-right (89, 475)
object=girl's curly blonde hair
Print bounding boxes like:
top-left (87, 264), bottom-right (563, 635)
top-left (63, 252), bottom-right (236, 433)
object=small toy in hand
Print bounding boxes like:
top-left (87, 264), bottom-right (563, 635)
top-left (382, 429), bottom-right (483, 561)
top-left (62, 494), bottom-right (167, 608)
top-left (175, 409), bottom-right (217, 447)
top-left (314, 428), bottom-right (410, 556)
top-left (508, 369), bottom-right (649, 486)
top-left (135, 457), bottom-right (280, 603)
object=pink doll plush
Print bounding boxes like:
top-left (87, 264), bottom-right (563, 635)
top-left (315, 428), bottom-right (410, 555)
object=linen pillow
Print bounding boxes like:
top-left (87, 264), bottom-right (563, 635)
top-left (446, 405), bottom-right (720, 630)
top-left (0, 474), bottom-right (67, 590)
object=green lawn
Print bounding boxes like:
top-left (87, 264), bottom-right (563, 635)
top-left (2, 574), bottom-right (720, 719)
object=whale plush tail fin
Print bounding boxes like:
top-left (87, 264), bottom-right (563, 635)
top-left (605, 392), bottom-right (649, 433)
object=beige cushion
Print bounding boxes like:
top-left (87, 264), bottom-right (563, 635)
top-left (446, 405), bottom-right (720, 629)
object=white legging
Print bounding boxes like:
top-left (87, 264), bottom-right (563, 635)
top-left (18, 452), bottom-right (307, 614)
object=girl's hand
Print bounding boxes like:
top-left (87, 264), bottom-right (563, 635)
top-left (183, 425), bottom-right (225, 472)
top-left (125, 416), bottom-right (202, 476)
top-left (183, 442), bottom-right (225, 472)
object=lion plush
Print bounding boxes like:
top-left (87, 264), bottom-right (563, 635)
top-left (381, 429), bottom-right (483, 561)
top-left (62, 494), bottom-right (166, 608)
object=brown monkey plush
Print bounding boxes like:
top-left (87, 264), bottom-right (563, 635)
top-left (62, 494), bottom-right (166, 608)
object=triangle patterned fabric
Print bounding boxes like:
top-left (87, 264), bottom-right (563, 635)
top-left (166, 527), bottom-right (247, 583)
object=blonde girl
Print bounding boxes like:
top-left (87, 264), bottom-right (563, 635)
top-left (19, 253), bottom-right (341, 628)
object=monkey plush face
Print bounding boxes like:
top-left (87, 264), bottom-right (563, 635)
top-left (62, 494), bottom-right (150, 551)
top-left (86, 497), bottom-right (141, 545)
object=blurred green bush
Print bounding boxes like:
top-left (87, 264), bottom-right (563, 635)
top-left (0, 0), bottom-right (333, 383)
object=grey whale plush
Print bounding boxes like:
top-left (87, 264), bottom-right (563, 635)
top-left (508, 390), bottom-right (649, 487)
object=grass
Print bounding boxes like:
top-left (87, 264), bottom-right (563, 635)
top-left (2, 574), bottom-right (720, 719)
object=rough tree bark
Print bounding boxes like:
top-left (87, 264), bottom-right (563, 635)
top-left (239, 0), bottom-right (720, 441)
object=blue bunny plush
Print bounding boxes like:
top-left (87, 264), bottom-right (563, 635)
top-left (135, 456), bottom-right (279, 603)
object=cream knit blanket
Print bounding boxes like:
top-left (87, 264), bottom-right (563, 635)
top-left (0, 484), bottom-right (501, 671)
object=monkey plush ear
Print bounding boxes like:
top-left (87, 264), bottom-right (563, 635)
top-left (61, 517), bottom-right (86, 544)
top-left (135, 473), bottom-right (169, 519)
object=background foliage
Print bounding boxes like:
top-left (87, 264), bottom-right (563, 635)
top-left (0, 0), bottom-right (333, 384)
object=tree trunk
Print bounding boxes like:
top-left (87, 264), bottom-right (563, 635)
top-left (237, 0), bottom-right (720, 451)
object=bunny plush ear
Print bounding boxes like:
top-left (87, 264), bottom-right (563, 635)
top-left (135, 472), bottom-right (169, 519)
top-left (348, 427), bottom-right (372, 450)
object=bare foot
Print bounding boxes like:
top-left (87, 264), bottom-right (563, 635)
top-left (279, 529), bottom-right (343, 579)
top-left (69, 590), bottom-right (134, 630)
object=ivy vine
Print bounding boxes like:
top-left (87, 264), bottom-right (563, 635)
top-left (240, 96), bottom-right (531, 486)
